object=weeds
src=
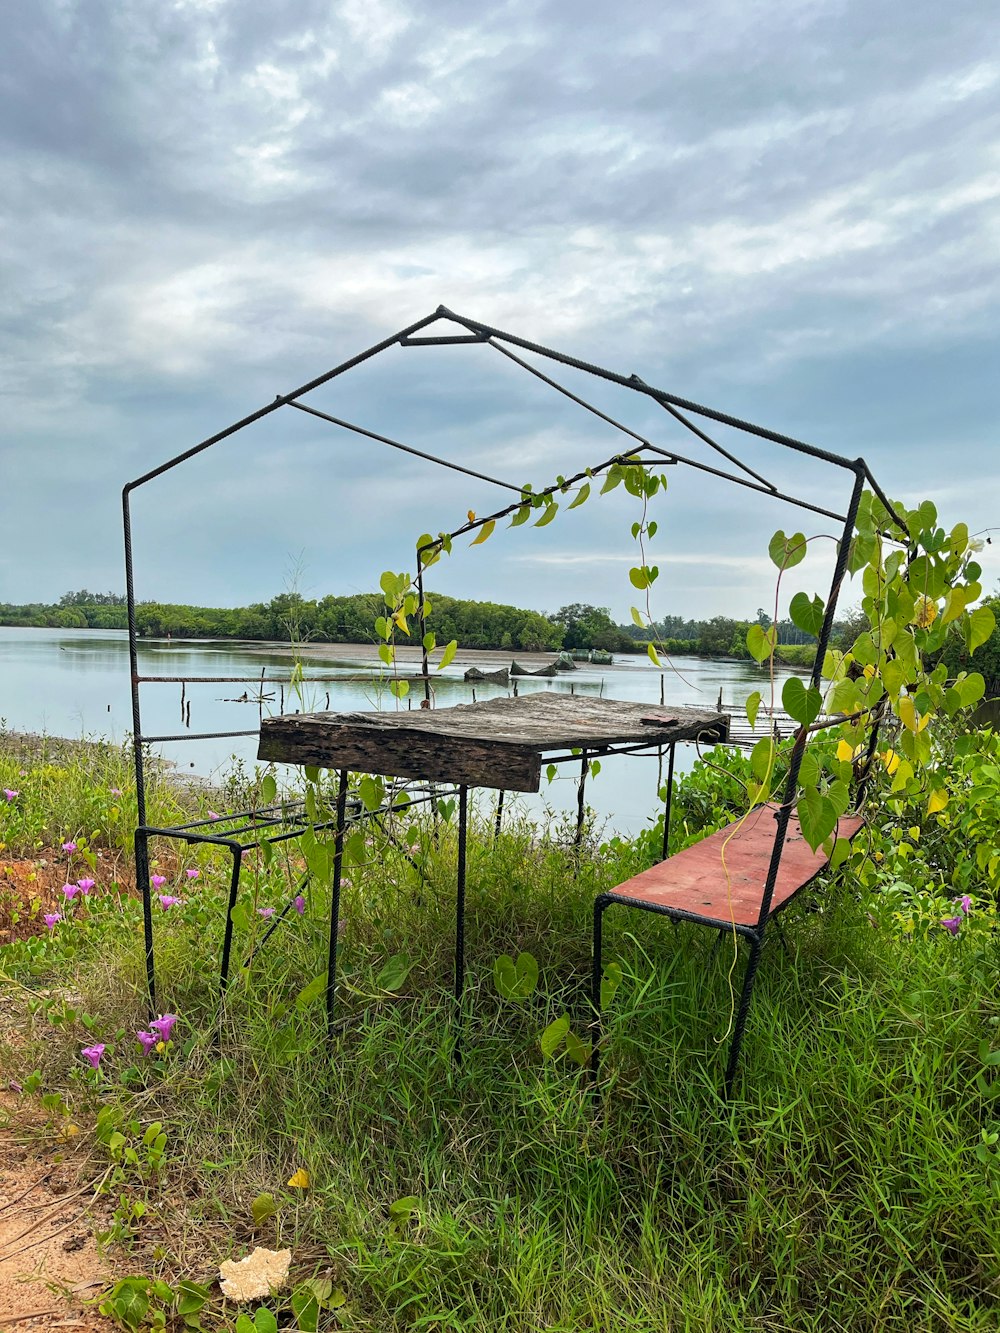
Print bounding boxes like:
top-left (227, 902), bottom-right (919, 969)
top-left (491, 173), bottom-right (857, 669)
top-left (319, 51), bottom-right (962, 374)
top-left (2, 736), bottom-right (999, 1330)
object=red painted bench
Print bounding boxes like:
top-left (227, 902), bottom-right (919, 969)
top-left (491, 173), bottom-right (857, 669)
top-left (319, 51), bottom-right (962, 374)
top-left (592, 807), bottom-right (864, 1095)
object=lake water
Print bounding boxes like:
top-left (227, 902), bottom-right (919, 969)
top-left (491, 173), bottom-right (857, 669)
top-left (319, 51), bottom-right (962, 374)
top-left (0, 626), bottom-right (805, 836)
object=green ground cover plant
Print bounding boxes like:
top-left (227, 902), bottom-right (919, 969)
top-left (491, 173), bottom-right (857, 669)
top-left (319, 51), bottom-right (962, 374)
top-left (2, 729), bottom-right (1000, 1332)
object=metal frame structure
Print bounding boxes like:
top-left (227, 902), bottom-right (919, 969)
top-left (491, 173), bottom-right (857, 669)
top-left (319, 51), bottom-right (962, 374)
top-left (124, 305), bottom-right (909, 1079)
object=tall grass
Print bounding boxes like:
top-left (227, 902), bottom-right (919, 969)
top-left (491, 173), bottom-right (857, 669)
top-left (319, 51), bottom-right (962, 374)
top-left (2, 747), bottom-right (999, 1330)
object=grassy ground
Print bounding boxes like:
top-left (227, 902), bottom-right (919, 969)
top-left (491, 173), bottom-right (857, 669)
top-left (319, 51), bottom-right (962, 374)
top-left (1, 736), bottom-right (999, 1331)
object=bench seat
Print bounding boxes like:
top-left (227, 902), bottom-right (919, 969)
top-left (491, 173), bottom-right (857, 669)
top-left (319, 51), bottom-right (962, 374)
top-left (606, 808), bottom-right (864, 930)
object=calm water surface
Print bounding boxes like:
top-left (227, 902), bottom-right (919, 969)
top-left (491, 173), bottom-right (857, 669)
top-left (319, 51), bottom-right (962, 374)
top-left (0, 626), bottom-right (804, 835)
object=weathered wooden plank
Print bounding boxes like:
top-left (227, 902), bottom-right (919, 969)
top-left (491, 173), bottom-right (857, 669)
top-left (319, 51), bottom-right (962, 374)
top-left (258, 715), bottom-right (542, 790)
top-left (258, 694), bottom-right (729, 791)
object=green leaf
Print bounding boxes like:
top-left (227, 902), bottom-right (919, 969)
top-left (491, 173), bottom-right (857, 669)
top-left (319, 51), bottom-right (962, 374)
top-left (493, 951), bottom-right (539, 1001)
top-left (376, 952), bottom-right (415, 993)
top-left (564, 1030), bottom-right (592, 1067)
top-left (750, 738), bottom-right (775, 783)
top-left (509, 505), bottom-right (530, 527)
top-left (438, 640), bottom-right (458, 670)
top-left (422, 632), bottom-right (436, 651)
top-left (568, 482), bottom-right (590, 510)
top-left (260, 774), bottom-right (277, 805)
top-left (600, 466), bottom-right (622, 494)
top-left (629, 566), bottom-right (650, 590)
top-left (956, 673), bottom-right (986, 708)
top-left (251, 1192), bottom-right (278, 1225)
top-left (295, 973), bottom-right (327, 1010)
top-left (343, 830), bottom-right (366, 864)
top-left (534, 502), bottom-right (558, 527)
top-left (359, 775), bottom-right (385, 812)
top-left (253, 1311), bottom-right (278, 1333)
top-left (745, 691), bottom-right (762, 728)
top-left (796, 787), bottom-right (839, 852)
top-left (630, 606), bottom-right (644, 628)
top-left (782, 677), bottom-right (823, 727)
top-left (230, 903), bottom-right (250, 932)
top-left (746, 624), bottom-right (776, 663)
top-left (470, 519), bottom-right (495, 546)
top-left (789, 592), bottom-right (825, 638)
top-left (966, 605), bottom-right (996, 652)
top-left (290, 1287), bottom-right (320, 1333)
top-left (769, 530), bottom-right (807, 569)
top-left (389, 678), bottom-right (410, 699)
top-left (540, 1013), bottom-right (571, 1060)
top-left (235, 1316), bottom-right (256, 1333)
top-left (600, 961), bottom-right (623, 1010)
top-left (389, 1195), bottom-right (419, 1222)
top-left (647, 643), bottom-right (660, 666)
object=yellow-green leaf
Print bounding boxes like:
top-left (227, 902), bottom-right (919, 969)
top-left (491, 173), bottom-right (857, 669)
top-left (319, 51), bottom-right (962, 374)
top-left (568, 482), bottom-right (590, 510)
top-left (470, 519), bottom-right (495, 546)
top-left (534, 503), bottom-right (558, 527)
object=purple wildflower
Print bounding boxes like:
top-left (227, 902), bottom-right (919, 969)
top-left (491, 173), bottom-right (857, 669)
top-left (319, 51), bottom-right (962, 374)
top-left (81, 1044), bottom-right (105, 1070)
top-left (77, 878), bottom-right (96, 894)
top-left (150, 1013), bottom-right (178, 1043)
top-left (109, 787), bottom-right (122, 796)
top-left (941, 916), bottom-right (962, 936)
top-left (158, 895), bottom-right (182, 909)
top-left (43, 912), bottom-right (62, 929)
top-left (207, 811), bottom-right (220, 821)
top-left (61, 841), bottom-right (77, 854)
top-left (958, 895), bottom-right (973, 915)
top-left (258, 907), bottom-right (275, 919)
top-left (293, 894), bottom-right (306, 916)
top-left (3, 789), bottom-right (18, 802)
top-left (185, 868), bottom-right (199, 881)
top-left (135, 1031), bottom-right (157, 1056)
top-left (151, 874), bottom-right (167, 888)
top-left (62, 883), bottom-right (82, 900)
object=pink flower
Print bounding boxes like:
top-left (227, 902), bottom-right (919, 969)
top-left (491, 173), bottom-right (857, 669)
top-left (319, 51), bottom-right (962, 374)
top-left (43, 912), bottom-right (62, 929)
top-left (151, 874), bottom-right (167, 888)
top-left (258, 907), bottom-right (275, 919)
top-left (135, 1031), bottom-right (157, 1056)
top-left (2, 789), bottom-right (18, 802)
top-left (77, 878), bottom-right (96, 894)
top-left (158, 895), bottom-right (182, 909)
top-left (150, 1013), bottom-right (177, 1043)
top-left (61, 841), bottom-right (77, 854)
top-left (62, 883), bottom-right (82, 900)
top-left (208, 811), bottom-right (220, 821)
top-left (81, 1043), bottom-right (105, 1070)
top-left (109, 787), bottom-right (122, 796)
top-left (185, 868), bottom-right (199, 880)
top-left (941, 916), bottom-right (962, 936)
top-left (958, 895), bottom-right (973, 915)
top-left (293, 895), bottom-right (306, 916)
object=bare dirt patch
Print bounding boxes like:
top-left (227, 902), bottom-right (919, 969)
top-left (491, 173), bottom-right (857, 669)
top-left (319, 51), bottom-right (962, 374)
top-left (0, 1098), bottom-right (114, 1331)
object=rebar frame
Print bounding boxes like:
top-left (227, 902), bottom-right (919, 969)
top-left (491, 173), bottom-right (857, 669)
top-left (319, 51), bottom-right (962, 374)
top-left (123, 304), bottom-right (907, 1086)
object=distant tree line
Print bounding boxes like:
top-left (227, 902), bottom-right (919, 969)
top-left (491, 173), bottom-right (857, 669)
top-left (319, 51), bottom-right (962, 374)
top-left (4, 590), bottom-right (996, 683)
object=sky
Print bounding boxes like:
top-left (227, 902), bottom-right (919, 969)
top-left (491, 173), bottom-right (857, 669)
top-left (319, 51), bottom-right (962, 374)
top-left (2, 0), bottom-right (998, 626)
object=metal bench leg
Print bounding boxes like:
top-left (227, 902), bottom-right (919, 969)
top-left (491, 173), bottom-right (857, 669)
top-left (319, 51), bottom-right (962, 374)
top-left (723, 935), bottom-right (764, 1100)
top-left (590, 895), bottom-right (612, 1086)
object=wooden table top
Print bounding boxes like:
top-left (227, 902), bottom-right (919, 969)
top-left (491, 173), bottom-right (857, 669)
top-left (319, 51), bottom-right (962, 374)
top-left (258, 693), bottom-right (729, 791)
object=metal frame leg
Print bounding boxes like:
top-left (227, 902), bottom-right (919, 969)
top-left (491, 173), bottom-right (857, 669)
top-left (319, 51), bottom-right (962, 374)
top-left (454, 785), bottom-right (469, 1059)
top-left (135, 829), bottom-right (155, 1019)
top-left (218, 842), bottom-right (243, 998)
top-left (660, 744), bottom-right (676, 861)
top-left (723, 936), bottom-right (764, 1099)
top-left (326, 769), bottom-right (349, 1045)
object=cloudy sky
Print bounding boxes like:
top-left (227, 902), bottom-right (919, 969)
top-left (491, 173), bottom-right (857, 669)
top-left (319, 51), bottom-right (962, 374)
top-left (3, 0), bottom-right (998, 626)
